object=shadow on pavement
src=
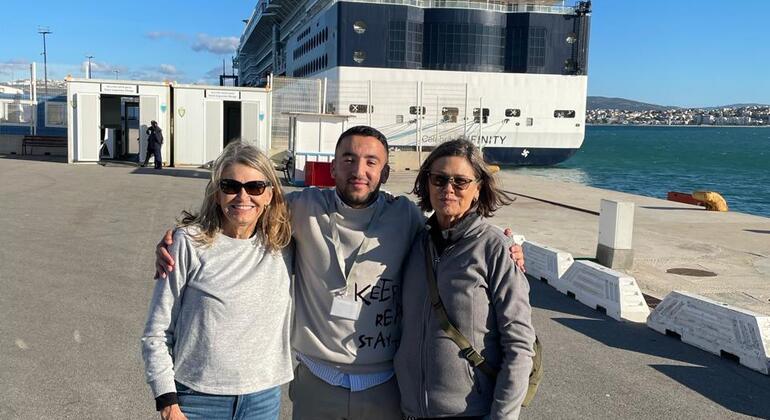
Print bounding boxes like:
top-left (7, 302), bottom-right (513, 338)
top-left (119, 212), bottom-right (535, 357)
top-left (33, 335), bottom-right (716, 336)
top-left (649, 364), bottom-right (770, 418)
top-left (744, 229), bottom-right (770, 234)
top-left (529, 279), bottom-right (770, 418)
top-left (528, 276), bottom-right (604, 319)
top-left (130, 167), bottom-right (210, 180)
top-left (0, 154), bottom-right (66, 163)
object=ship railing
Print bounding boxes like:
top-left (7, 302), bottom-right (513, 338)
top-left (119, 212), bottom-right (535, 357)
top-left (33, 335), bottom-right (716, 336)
top-left (335, 0), bottom-right (575, 13)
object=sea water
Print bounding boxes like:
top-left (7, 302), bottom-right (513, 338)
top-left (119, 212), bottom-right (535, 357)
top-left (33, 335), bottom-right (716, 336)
top-left (509, 126), bottom-right (770, 217)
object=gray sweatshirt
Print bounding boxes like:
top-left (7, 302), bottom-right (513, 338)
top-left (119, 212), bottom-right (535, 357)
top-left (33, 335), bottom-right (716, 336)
top-left (141, 227), bottom-right (294, 397)
top-left (394, 214), bottom-right (535, 419)
top-left (287, 188), bottom-right (424, 373)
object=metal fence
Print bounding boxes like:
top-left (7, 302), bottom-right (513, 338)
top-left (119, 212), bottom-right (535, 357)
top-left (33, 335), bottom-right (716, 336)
top-left (269, 76), bottom-right (322, 152)
top-left (293, 77), bottom-right (485, 150)
top-left (1, 78), bottom-right (68, 134)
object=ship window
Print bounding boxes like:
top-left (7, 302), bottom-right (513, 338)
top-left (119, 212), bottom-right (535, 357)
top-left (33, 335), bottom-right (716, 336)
top-left (505, 108), bottom-right (521, 117)
top-left (473, 108), bottom-right (489, 124)
top-left (526, 117), bottom-right (534, 126)
top-left (396, 115), bottom-right (404, 123)
top-left (353, 21), bottom-right (367, 34)
top-left (409, 106), bottom-right (426, 115)
top-left (554, 110), bottom-right (576, 118)
top-left (528, 27), bottom-right (547, 72)
top-left (353, 51), bottom-right (366, 64)
top-left (388, 21), bottom-right (406, 64)
top-left (442, 107), bottom-right (459, 123)
top-left (349, 104), bottom-right (372, 113)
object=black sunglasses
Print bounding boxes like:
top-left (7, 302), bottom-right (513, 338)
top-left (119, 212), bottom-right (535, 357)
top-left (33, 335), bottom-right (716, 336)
top-left (428, 173), bottom-right (478, 190)
top-left (219, 179), bottom-right (272, 196)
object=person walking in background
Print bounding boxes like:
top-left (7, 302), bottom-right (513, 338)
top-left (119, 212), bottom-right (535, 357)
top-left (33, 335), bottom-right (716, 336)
top-left (141, 141), bottom-right (294, 420)
top-left (143, 120), bottom-right (163, 169)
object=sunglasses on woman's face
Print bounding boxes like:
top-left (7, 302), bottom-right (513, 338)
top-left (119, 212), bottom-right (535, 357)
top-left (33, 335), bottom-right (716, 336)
top-left (219, 179), bottom-right (272, 196)
top-left (428, 173), bottom-right (477, 190)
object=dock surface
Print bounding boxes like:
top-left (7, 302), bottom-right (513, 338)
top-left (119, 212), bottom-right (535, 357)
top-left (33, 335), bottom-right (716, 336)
top-left (385, 170), bottom-right (770, 316)
top-left (1, 157), bottom-right (768, 419)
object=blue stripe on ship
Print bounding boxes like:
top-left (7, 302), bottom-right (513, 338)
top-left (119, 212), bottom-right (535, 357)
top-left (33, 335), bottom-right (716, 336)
top-left (482, 147), bottom-right (578, 166)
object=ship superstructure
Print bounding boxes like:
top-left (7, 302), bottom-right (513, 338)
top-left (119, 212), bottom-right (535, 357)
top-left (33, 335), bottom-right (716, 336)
top-left (238, 0), bottom-right (591, 165)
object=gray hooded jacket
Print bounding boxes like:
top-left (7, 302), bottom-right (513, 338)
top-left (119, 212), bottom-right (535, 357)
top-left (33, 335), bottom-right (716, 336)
top-left (394, 213), bottom-right (535, 419)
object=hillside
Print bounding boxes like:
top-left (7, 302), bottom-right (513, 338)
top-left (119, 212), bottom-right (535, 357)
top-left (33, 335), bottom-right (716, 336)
top-left (587, 96), bottom-right (675, 111)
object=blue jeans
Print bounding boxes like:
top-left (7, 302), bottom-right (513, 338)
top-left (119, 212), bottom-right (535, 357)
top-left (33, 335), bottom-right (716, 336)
top-left (176, 382), bottom-right (281, 420)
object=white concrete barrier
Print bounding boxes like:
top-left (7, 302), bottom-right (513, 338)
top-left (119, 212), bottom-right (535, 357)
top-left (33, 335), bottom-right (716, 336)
top-left (647, 291), bottom-right (770, 375)
top-left (522, 241), bottom-right (574, 287)
top-left (559, 260), bottom-right (650, 323)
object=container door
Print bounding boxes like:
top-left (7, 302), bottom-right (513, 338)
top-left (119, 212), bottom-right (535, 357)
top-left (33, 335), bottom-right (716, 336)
top-left (204, 100), bottom-right (223, 163)
top-left (75, 93), bottom-right (101, 162)
top-left (241, 101), bottom-right (261, 148)
top-left (139, 95), bottom-right (159, 164)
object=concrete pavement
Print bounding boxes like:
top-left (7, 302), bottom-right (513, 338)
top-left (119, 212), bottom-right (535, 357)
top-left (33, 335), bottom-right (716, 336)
top-left (1, 156), bottom-right (768, 419)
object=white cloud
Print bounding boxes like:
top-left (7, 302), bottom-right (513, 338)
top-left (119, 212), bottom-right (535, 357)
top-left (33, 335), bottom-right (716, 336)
top-left (204, 66), bottom-right (222, 78)
top-left (158, 64), bottom-right (179, 75)
top-left (80, 60), bottom-right (127, 75)
top-left (0, 59), bottom-right (30, 77)
top-left (191, 34), bottom-right (239, 55)
top-left (146, 31), bottom-right (188, 42)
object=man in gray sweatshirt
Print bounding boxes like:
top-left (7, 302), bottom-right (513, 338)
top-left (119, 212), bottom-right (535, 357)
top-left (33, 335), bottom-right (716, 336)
top-left (156, 126), bottom-right (524, 420)
top-left (286, 126), bottom-right (423, 420)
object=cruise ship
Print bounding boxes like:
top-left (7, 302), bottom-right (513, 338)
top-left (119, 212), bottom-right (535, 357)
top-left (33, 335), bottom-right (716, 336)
top-left (238, 0), bottom-right (591, 166)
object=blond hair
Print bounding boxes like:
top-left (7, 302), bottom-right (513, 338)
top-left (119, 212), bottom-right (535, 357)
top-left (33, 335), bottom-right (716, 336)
top-left (179, 141), bottom-right (291, 251)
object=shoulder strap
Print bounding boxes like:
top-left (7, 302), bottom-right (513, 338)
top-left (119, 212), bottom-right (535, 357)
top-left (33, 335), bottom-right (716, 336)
top-left (424, 245), bottom-right (498, 379)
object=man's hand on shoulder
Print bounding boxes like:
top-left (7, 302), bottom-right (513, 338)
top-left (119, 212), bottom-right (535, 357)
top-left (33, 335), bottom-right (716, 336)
top-left (155, 229), bottom-right (175, 279)
top-left (503, 228), bottom-right (526, 273)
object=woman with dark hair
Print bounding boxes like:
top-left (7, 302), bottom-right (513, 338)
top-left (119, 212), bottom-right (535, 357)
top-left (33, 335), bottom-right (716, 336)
top-left (141, 141), bottom-right (293, 420)
top-left (394, 138), bottom-right (536, 419)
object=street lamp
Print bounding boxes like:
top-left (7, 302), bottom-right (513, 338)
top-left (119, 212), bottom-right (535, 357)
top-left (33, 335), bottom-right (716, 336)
top-left (37, 26), bottom-right (52, 97)
top-left (86, 55), bottom-right (94, 79)
top-left (113, 69), bottom-right (119, 79)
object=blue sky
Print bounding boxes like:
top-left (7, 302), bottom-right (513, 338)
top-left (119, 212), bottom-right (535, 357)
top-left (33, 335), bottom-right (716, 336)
top-left (1, 0), bottom-right (768, 107)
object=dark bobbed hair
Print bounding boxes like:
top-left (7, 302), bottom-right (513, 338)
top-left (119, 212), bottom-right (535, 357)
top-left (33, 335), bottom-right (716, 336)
top-left (335, 125), bottom-right (389, 157)
top-left (412, 138), bottom-right (513, 217)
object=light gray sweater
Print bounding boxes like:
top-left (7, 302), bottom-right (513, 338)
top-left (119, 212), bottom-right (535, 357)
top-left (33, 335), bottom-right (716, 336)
top-left (141, 227), bottom-right (293, 397)
top-left (287, 188), bottom-right (425, 373)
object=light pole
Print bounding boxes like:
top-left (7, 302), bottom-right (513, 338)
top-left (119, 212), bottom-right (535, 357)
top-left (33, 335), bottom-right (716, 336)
top-left (86, 55), bottom-right (94, 79)
top-left (113, 69), bottom-right (119, 79)
top-left (38, 26), bottom-right (52, 97)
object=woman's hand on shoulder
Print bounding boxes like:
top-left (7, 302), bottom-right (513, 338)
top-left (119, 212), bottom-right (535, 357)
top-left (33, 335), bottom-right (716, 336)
top-left (160, 404), bottom-right (187, 420)
top-left (155, 229), bottom-right (176, 279)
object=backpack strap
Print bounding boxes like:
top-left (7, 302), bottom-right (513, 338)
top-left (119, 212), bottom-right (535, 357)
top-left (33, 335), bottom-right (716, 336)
top-left (424, 246), bottom-right (498, 379)
top-left (423, 241), bottom-right (543, 407)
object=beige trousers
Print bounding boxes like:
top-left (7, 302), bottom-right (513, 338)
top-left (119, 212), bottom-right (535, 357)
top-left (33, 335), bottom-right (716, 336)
top-left (289, 362), bottom-right (402, 420)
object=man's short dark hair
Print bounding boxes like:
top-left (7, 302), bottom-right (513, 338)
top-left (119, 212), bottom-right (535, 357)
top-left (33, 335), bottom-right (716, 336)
top-left (335, 125), bottom-right (389, 154)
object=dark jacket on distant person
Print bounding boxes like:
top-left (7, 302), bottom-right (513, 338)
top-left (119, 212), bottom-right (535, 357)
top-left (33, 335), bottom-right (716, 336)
top-left (147, 125), bottom-right (163, 145)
